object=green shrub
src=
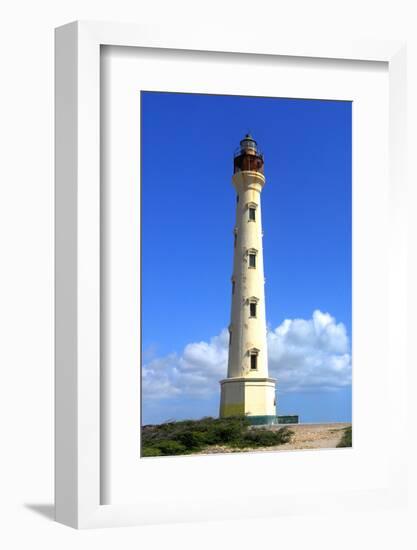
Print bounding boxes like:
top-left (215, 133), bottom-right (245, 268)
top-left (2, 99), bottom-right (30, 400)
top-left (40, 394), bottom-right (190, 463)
top-left (336, 426), bottom-right (352, 448)
top-left (142, 446), bottom-right (162, 457)
top-left (177, 430), bottom-right (206, 450)
top-left (237, 427), bottom-right (293, 448)
top-left (154, 439), bottom-right (187, 456)
top-left (141, 416), bottom-right (292, 457)
top-left (208, 417), bottom-right (249, 445)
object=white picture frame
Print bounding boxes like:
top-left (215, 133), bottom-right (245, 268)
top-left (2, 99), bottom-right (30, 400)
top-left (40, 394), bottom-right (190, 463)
top-left (55, 21), bottom-right (407, 529)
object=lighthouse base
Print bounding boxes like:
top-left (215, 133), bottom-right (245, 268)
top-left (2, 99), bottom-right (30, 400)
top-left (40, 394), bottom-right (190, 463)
top-left (246, 415), bottom-right (279, 426)
top-left (219, 377), bottom-right (276, 420)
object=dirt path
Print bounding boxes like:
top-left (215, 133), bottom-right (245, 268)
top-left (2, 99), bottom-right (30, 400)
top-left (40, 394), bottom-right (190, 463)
top-left (269, 422), bottom-right (351, 451)
top-left (196, 423), bottom-right (351, 455)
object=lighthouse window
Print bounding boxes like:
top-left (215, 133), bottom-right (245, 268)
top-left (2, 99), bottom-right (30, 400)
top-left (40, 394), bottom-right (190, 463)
top-left (249, 207), bottom-right (256, 221)
top-left (250, 353), bottom-right (258, 370)
top-left (248, 253), bottom-right (256, 268)
top-left (232, 280), bottom-right (235, 294)
top-left (234, 232), bottom-right (237, 248)
top-left (249, 302), bottom-right (257, 318)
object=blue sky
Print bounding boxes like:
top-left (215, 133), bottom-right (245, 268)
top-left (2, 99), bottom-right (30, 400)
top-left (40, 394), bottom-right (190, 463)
top-left (141, 91), bottom-right (352, 425)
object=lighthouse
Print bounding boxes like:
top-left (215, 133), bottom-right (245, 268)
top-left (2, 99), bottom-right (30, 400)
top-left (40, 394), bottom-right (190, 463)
top-left (219, 134), bottom-right (277, 425)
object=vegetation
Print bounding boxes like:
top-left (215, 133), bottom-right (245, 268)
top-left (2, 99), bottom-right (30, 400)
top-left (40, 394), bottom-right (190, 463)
top-left (336, 425), bottom-right (352, 448)
top-left (141, 416), bottom-right (294, 457)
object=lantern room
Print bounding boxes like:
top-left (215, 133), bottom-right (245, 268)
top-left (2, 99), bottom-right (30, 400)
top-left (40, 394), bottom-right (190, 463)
top-left (233, 133), bottom-right (264, 174)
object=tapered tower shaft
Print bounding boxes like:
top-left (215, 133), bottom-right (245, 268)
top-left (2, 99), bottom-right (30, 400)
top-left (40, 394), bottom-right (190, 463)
top-left (219, 135), bottom-right (277, 424)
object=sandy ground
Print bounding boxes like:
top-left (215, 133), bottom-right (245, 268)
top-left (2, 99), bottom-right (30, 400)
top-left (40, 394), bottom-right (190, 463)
top-left (196, 423), bottom-right (351, 454)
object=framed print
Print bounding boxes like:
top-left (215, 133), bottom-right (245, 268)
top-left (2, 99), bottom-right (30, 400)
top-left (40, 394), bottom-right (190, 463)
top-left (55, 21), bottom-right (408, 528)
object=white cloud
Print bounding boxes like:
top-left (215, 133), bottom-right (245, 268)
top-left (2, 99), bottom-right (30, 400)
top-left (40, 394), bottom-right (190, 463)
top-left (142, 310), bottom-right (351, 399)
top-left (267, 310), bottom-right (351, 392)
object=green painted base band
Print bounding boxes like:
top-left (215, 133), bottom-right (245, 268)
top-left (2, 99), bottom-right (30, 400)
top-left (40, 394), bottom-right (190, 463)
top-left (247, 415), bottom-right (279, 426)
top-left (277, 415), bottom-right (299, 425)
top-left (247, 415), bottom-right (300, 426)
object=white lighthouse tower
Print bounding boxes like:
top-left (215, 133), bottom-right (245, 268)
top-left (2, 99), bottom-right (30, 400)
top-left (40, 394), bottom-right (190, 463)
top-left (219, 134), bottom-right (277, 425)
